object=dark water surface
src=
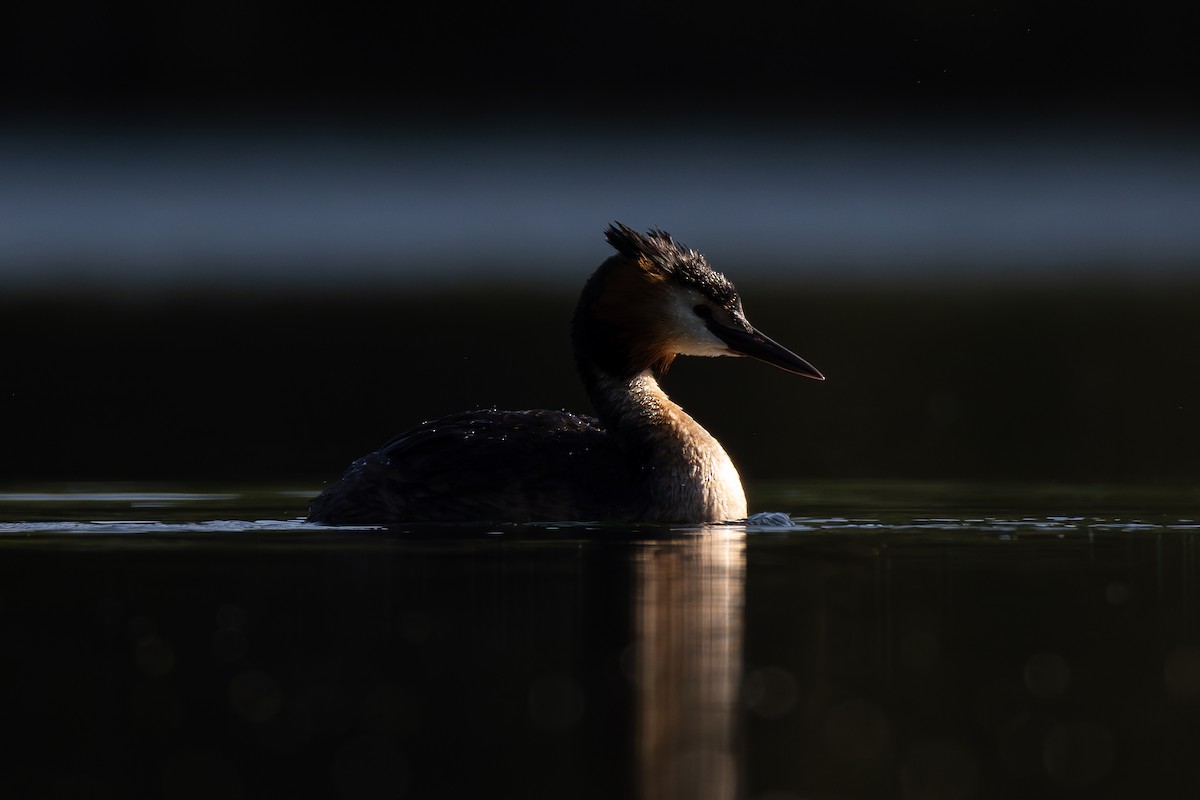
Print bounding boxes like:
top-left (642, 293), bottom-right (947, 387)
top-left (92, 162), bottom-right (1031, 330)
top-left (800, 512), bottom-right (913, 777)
top-left (3, 482), bottom-right (1199, 799)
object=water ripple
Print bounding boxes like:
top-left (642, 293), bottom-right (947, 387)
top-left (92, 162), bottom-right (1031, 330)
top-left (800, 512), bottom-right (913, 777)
top-left (0, 515), bottom-right (1195, 539)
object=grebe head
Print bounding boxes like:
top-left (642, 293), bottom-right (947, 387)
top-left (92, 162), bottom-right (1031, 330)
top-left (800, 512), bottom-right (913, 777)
top-left (572, 223), bottom-right (825, 381)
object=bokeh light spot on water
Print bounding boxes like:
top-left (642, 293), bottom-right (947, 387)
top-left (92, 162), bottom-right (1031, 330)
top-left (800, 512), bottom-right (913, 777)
top-left (1164, 645), bottom-right (1200, 699)
top-left (216, 603), bottom-right (247, 631)
top-left (527, 674), bottom-right (585, 731)
top-left (213, 603), bottom-right (250, 662)
top-left (1104, 581), bottom-right (1131, 605)
top-left (899, 629), bottom-right (940, 673)
top-left (135, 634), bottom-right (175, 678)
top-left (1041, 720), bottom-right (1115, 788)
top-left (823, 697), bottom-right (891, 763)
top-left (229, 669), bottom-right (283, 724)
top-left (126, 614), bottom-right (157, 641)
top-left (899, 739), bottom-right (980, 800)
top-left (212, 627), bottom-right (249, 663)
top-left (1023, 652), bottom-right (1071, 700)
top-left (743, 665), bottom-right (799, 718)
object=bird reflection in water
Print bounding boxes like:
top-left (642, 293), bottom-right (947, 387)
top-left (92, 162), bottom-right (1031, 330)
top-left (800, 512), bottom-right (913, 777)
top-left (630, 527), bottom-right (745, 800)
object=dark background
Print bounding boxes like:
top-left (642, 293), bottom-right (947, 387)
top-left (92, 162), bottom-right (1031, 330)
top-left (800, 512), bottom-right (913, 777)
top-left (3, 0), bottom-right (1199, 488)
top-left (5, 282), bottom-right (1200, 487)
top-left (4, 0), bottom-right (1198, 122)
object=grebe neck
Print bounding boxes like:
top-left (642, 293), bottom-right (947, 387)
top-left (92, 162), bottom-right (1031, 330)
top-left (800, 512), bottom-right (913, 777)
top-left (578, 364), bottom-right (748, 522)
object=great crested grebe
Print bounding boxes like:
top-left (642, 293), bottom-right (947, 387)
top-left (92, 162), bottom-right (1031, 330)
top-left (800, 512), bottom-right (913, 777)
top-left (307, 223), bottom-right (824, 525)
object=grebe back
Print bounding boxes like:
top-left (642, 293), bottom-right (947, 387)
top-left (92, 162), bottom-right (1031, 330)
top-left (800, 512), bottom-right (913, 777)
top-left (307, 223), bottom-right (823, 525)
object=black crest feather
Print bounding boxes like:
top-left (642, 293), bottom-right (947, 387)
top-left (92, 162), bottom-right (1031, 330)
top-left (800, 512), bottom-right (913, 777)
top-left (603, 222), bottom-right (739, 305)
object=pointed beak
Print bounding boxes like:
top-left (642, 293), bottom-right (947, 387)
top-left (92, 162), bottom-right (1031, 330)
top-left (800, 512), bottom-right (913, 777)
top-left (707, 320), bottom-right (825, 380)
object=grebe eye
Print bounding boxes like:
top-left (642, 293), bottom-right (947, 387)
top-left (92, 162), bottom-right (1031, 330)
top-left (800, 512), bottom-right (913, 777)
top-left (693, 305), bottom-right (713, 319)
